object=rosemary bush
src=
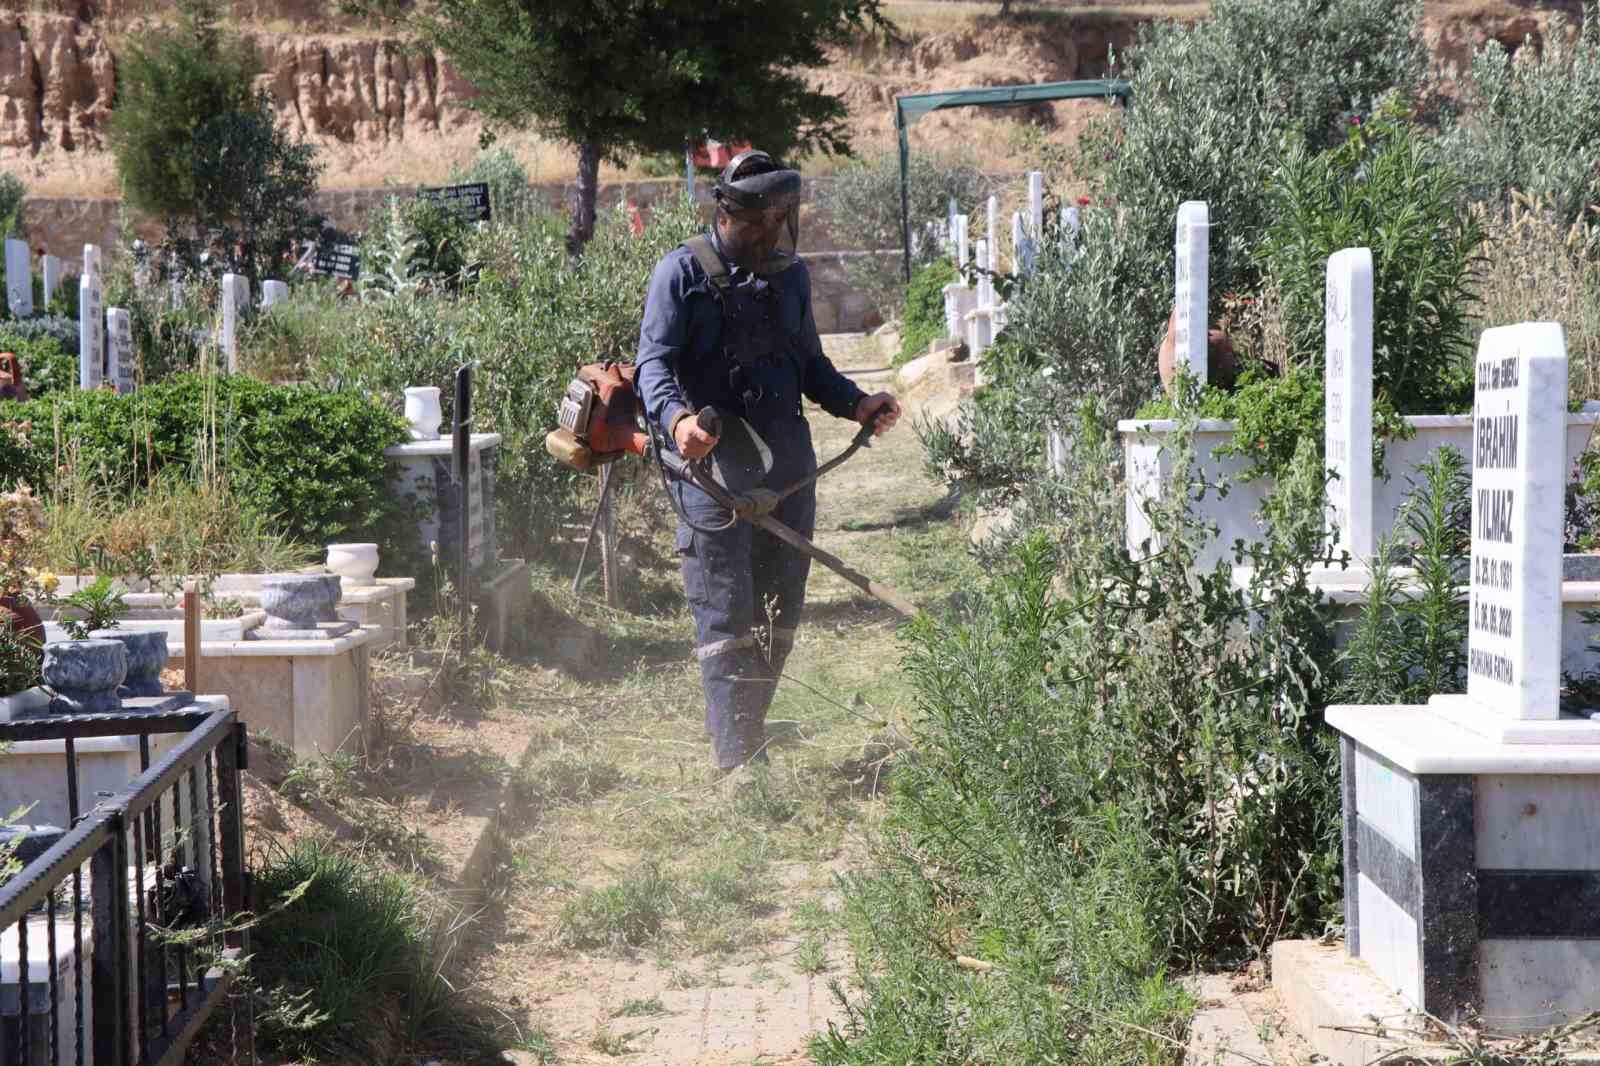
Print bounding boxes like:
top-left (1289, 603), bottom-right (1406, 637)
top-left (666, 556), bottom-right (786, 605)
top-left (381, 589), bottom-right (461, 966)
top-left (821, 408), bottom-right (1344, 1062)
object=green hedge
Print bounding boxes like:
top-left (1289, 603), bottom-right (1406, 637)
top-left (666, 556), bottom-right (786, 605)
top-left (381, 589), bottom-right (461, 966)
top-left (0, 374), bottom-right (407, 551)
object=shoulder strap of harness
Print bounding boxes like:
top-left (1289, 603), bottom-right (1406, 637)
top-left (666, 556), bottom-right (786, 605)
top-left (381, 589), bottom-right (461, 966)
top-left (685, 234), bottom-right (733, 294)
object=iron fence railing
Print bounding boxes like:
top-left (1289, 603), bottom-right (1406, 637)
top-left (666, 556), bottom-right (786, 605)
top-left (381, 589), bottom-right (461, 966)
top-left (0, 707), bottom-right (253, 1066)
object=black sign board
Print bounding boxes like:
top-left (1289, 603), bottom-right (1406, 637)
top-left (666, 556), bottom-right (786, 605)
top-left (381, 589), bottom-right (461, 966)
top-left (419, 182), bottom-right (492, 222)
top-left (305, 241), bottom-right (360, 281)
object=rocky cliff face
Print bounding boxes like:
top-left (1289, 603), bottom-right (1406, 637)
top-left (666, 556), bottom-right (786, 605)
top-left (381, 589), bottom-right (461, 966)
top-left (0, 1), bottom-right (1585, 195)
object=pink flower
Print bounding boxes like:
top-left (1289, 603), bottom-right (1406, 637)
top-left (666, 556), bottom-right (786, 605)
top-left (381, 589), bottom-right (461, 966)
top-left (1076, 195), bottom-right (1092, 207)
top-left (1350, 115), bottom-right (1363, 127)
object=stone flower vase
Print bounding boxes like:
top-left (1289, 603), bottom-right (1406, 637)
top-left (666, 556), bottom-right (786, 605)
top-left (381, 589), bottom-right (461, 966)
top-left (404, 386), bottom-right (443, 441)
top-left (0, 594), bottom-right (44, 671)
top-left (91, 629), bottom-right (169, 698)
top-left (326, 543), bottom-right (380, 591)
top-left (42, 639), bottom-right (127, 714)
top-left (259, 574), bottom-right (342, 630)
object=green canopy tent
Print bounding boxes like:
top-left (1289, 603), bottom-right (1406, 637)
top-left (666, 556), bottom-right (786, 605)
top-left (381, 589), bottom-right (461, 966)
top-left (895, 79), bottom-right (1133, 280)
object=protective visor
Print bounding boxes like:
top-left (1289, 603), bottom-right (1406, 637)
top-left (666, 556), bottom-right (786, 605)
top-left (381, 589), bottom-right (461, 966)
top-left (712, 165), bottom-right (801, 276)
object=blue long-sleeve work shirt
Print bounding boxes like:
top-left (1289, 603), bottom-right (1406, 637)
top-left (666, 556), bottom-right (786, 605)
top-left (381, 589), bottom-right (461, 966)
top-left (634, 242), bottom-right (866, 478)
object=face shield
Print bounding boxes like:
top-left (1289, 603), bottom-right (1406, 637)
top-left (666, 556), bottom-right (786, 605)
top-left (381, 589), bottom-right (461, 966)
top-left (711, 150), bottom-right (801, 276)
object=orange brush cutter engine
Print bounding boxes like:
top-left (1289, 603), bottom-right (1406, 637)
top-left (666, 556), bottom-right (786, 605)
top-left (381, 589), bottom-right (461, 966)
top-left (545, 362), bottom-right (650, 471)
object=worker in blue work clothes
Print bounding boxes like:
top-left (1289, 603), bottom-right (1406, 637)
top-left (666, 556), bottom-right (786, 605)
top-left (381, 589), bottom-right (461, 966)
top-left (635, 150), bottom-right (901, 777)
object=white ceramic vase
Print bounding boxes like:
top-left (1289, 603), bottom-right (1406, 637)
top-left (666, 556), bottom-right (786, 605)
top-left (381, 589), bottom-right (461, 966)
top-left (404, 386), bottom-right (442, 440)
top-left (326, 543), bottom-right (380, 590)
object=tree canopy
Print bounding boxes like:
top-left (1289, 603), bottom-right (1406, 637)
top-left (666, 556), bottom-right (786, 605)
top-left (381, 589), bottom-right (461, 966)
top-left (375, 0), bottom-right (889, 247)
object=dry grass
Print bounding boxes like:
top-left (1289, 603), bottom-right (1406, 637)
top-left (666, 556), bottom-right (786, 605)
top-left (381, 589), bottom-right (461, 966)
top-left (1471, 193), bottom-right (1600, 404)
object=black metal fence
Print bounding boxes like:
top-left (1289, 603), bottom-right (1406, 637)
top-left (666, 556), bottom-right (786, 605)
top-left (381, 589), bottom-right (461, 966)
top-left (0, 708), bottom-right (253, 1065)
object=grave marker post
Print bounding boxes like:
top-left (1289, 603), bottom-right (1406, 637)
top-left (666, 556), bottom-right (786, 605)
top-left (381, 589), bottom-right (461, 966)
top-left (1027, 171), bottom-right (1044, 240)
top-left (986, 196), bottom-right (998, 272)
top-left (5, 239), bottom-right (30, 317)
top-left (956, 215), bottom-right (969, 268)
top-left (221, 273), bottom-right (249, 373)
top-left (105, 307), bottom-right (135, 395)
top-left (1324, 248), bottom-right (1375, 560)
top-left (262, 280), bottom-right (289, 309)
top-left (1174, 201), bottom-right (1210, 385)
top-left (41, 254), bottom-right (60, 307)
top-left (82, 244), bottom-right (101, 278)
top-left (78, 269), bottom-right (103, 390)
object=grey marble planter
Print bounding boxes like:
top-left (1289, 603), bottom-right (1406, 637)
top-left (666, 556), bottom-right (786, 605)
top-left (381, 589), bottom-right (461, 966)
top-left (91, 629), bottom-right (169, 697)
top-left (259, 574), bottom-right (342, 630)
top-left (42, 639), bottom-right (127, 714)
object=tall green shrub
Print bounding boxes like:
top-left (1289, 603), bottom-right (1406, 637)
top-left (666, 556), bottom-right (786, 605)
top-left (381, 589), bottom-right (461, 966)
top-left (822, 409), bottom-right (1343, 1062)
top-left (0, 172), bottom-right (24, 240)
top-left (0, 375), bottom-right (407, 553)
top-left (897, 258), bottom-right (956, 364)
top-left (1260, 102), bottom-right (1484, 414)
top-left (1438, 4), bottom-right (1600, 225)
top-left (817, 150), bottom-right (990, 316)
top-left (305, 197), bottom-right (704, 554)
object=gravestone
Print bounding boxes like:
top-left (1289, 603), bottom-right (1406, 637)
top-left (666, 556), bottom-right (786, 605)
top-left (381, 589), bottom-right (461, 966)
top-left (82, 244), bottom-right (101, 278)
top-left (956, 214), bottom-right (969, 268)
top-left (105, 307), bottom-right (135, 395)
top-left (262, 280), bottom-right (289, 308)
top-left (418, 182), bottom-right (492, 222)
top-left (1011, 211), bottom-right (1028, 274)
top-left (1324, 248), bottom-right (1375, 560)
top-left (77, 268), bottom-right (103, 390)
top-left (944, 215), bottom-right (976, 342)
top-left (221, 273), bottom-right (249, 373)
top-left (41, 254), bottom-right (60, 307)
top-left (1447, 323), bottom-right (1569, 726)
top-left (1027, 171), bottom-right (1044, 240)
top-left (5, 239), bottom-right (30, 317)
top-left (947, 197), bottom-right (958, 254)
top-left (1174, 201), bottom-right (1210, 385)
top-left (986, 196), bottom-right (998, 272)
top-left (1326, 321), bottom-right (1600, 1036)
top-left (1061, 206), bottom-right (1081, 242)
top-left (974, 240), bottom-right (992, 309)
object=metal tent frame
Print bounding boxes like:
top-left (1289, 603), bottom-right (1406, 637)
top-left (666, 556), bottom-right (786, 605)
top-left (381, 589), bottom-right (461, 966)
top-left (894, 79), bottom-right (1133, 280)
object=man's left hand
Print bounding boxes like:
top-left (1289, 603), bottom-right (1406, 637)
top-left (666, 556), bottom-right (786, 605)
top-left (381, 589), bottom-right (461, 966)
top-left (855, 392), bottom-right (901, 437)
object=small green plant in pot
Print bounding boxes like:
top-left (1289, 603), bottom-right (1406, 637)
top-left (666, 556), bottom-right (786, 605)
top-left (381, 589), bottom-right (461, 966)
top-left (50, 574), bottom-right (130, 641)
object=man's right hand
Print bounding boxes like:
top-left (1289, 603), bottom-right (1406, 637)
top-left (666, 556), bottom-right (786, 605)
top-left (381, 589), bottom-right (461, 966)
top-left (674, 412), bottom-right (720, 460)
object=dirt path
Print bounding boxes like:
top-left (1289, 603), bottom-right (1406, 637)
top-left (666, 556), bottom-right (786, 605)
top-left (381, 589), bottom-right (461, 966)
top-left (467, 334), bottom-right (975, 1065)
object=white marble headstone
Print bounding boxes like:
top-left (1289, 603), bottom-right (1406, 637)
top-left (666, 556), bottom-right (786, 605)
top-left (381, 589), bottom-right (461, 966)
top-left (986, 196), bottom-right (998, 272)
top-left (1061, 206), bottom-right (1081, 242)
top-left (78, 271), bottom-right (103, 390)
top-left (947, 197), bottom-right (958, 253)
top-left (956, 215), bottom-right (969, 269)
top-left (41, 254), bottom-right (60, 307)
top-left (5, 239), bottom-right (30, 318)
top-left (1325, 248), bottom-right (1375, 560)
top-left (1027, 171), bottom-right (1044, 239)
top-left (220, 273), bottom-right (249, 373)
top-left (105, 307), bottom-right (134, 395)
top-left (974, 240), bottom-right (991, 308)
top-left (1462, 323), bottom-right (1568, 721)
top-left (262, 279), bottom-right (289, 308)
top-left (1174, 201), bottom-right (1210, 386)
top-left (81, 244), bottom-right (101, 279)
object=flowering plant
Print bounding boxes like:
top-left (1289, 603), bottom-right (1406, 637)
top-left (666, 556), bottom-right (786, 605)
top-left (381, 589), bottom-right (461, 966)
top-left (0, 484), bottom-right (46, 599)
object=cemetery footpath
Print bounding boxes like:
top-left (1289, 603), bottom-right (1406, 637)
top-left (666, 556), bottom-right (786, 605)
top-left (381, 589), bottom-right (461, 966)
top-left (467, 333), bottom-right (976, 1065)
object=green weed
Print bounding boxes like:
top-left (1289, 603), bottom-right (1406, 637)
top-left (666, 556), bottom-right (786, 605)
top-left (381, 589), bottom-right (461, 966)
top-left (250, 839), bottom-right (490, 1059)
top-left (612, 995), bottom-right (667, 1018)
top-left (795, 934), bottom-right (829, 975)
top-left (556, 862), bottom-right (676, 950)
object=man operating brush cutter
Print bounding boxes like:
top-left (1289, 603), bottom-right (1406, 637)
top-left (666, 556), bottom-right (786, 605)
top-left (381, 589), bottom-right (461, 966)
top-left (635, 150), bottom-right (901, 779)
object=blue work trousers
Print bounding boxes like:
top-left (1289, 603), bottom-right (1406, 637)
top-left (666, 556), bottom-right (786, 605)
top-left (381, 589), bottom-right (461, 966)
top-left (675, 483), bottom-right (816, 769)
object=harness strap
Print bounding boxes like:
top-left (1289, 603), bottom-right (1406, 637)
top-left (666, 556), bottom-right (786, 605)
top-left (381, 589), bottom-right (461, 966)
top-left (685, 234), bottom-right (733, 293)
